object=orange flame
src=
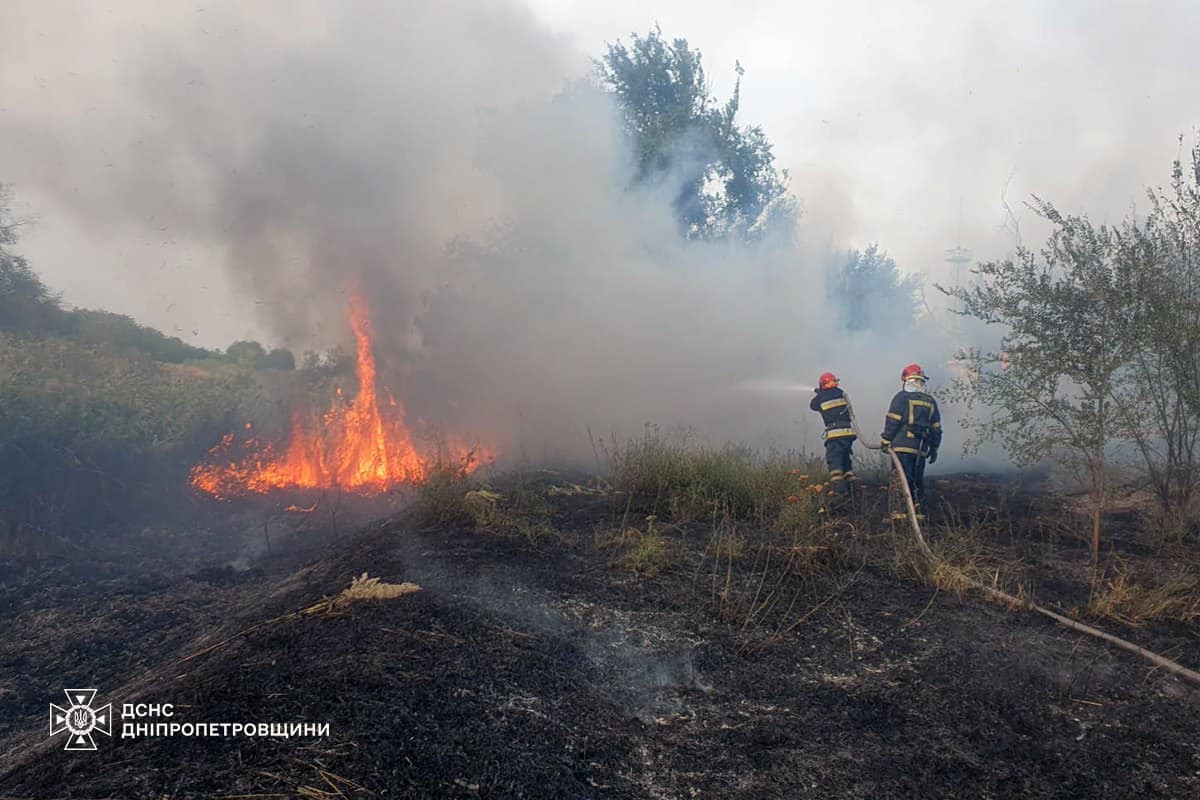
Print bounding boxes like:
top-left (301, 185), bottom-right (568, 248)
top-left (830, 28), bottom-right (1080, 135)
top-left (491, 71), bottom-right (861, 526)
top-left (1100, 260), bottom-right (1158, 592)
top-left (191, 294), bottom-right (488, 499)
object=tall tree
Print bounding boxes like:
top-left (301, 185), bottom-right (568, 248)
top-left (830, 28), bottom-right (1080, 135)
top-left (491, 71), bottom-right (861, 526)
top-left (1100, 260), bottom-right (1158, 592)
top-left (939, 201), bottom-right (1148, 564)
top-left (825, 244), bottom-right (920, 333)
top-left (226, 340), bottom-right (268, 369)
top-left (596, 28), bottom-right (794, 241)
top-left (0, 185), bottom-right (60, 333)
top-left (1118, 143), bottom-right (1200, 529)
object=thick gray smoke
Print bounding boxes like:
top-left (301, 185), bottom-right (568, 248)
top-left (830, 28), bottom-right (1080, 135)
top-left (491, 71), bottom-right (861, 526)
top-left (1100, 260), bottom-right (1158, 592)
top-left (0, 1), bottom-right (1048, 463)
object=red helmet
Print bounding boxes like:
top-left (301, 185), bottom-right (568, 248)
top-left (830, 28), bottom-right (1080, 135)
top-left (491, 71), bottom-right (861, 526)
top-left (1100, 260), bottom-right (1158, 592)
top-left (818, 372), bottom-right (839, 389)
top-left (901, 363), bottom-right (927, 381)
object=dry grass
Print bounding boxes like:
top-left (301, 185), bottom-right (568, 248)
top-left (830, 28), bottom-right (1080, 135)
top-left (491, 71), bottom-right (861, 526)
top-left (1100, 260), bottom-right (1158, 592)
top-left (600, 425), bottom-right (822, 525)
top-left (598, 515), bottom-right (678, 577)
top-left (412, 461), bottom-right (478, 527)
top-left (614, 530), bottom-right (674, 576)
top-left (712, 524), bottom-right (747, 563)
top-left (1139, 500), bottom-right (1200, 547)
top-left (887, 513), bottom-right (1028, 604)
top-left (464, 488), bottom-right (558, 544)
top-left (463, 488), bottom-right (504, 526)
top-left (334, 573), bottom-right (421, 606)
top-left (703, 507), bottom-right (860, 636)
top-left (412, 469), bottom-right (559, 544)
top-left (771, 485), bottom-right (826, 535)
top-left (1089, 565), bottom-right (1200, 626)
top-left (248, 761), bottom-right (374, 800)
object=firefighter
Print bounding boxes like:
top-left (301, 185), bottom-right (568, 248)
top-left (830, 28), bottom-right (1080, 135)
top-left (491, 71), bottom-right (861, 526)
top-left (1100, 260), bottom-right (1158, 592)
top-left (880, 363), bottom-right (942, 518)
top-left (810, 372), bottom-right (857, 494)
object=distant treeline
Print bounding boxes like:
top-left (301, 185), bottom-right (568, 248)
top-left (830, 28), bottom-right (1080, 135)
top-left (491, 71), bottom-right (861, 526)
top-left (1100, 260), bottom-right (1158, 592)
top-left (0, 188), bottom-right (337, 550)
top-left (0, 230), bottom-right (296, 370)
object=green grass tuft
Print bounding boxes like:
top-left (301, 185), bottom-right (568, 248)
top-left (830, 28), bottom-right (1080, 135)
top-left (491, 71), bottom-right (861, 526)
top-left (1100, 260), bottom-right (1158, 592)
top-left (603, 425), bottom-right (823, 524)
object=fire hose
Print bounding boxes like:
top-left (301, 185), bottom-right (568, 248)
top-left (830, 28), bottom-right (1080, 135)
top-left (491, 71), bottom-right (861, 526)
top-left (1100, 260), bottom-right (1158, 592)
top-left (841, 392), bottom-right (1200, 688)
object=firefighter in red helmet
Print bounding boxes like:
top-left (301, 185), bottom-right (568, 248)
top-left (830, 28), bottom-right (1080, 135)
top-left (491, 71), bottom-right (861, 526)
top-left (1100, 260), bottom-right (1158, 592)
top-left (810, 372), bottom-right (857, 494)
top-left (881, 363), bottom-right (942, 518)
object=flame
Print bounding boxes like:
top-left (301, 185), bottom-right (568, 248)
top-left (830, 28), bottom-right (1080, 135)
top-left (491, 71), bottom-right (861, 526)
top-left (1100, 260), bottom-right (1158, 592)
top-left (191, 294), bottom-right (487, 499)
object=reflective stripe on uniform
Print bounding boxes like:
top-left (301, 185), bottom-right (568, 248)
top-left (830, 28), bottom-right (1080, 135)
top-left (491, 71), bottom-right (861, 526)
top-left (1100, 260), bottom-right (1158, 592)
top-left (886, 412), bottom-right (902, 421)
top-left (825, 428), bottom-right (856, 439)
top-left (907, 399), bottom-right (935, 425)
top-left (820, 398), bottom-right (849, 411)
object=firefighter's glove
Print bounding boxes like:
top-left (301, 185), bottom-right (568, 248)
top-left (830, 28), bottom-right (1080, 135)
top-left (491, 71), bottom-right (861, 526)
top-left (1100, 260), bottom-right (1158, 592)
top-left (879, 441), bottom-right (889, 453)
top-left (927, 449), bottom-right (938, 464)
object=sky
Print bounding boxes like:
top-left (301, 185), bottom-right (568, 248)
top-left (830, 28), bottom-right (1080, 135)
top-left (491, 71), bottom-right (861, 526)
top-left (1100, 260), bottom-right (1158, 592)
top-left (3, 1), bottom-right (1197, 348)
top-left (525, 0), bottom-right (1200, 259)
top-left (0, 0), bottom-right (1198, 460)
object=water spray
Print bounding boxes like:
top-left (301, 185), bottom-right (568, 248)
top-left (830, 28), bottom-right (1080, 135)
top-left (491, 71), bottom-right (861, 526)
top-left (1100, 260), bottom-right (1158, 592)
top-left (731, 378), bottom-right (815, 395)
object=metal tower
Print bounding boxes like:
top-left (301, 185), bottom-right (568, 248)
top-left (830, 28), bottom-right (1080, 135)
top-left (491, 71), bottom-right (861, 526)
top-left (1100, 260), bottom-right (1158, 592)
top-left (944, 244), bottom-right (972, 287)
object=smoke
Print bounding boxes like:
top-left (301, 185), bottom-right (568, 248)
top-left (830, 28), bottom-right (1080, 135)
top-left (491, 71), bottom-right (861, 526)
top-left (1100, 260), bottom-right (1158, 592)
top-left (3, 0), bottom-right (1186, 466)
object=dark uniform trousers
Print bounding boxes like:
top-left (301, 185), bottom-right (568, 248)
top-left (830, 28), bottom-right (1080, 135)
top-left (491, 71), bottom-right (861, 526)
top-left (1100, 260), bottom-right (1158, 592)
top-left (825, 438), bottom-right (854, 490)
top-left (811, 387), bottom-right (856, 493)
top-left (896, 451), bottom-right (927, 510)
top-left (881, 389), bottom-right (942, 513)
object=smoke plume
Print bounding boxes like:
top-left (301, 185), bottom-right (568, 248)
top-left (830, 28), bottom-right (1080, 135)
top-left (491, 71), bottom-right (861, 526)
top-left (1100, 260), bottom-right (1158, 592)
top-left (5, 0), bottom-right (1180, 465)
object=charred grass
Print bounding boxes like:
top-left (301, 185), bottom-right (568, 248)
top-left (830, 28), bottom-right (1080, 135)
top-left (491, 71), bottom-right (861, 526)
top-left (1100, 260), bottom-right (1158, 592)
top-left (3, 452), bottom-right (1200, 798)
top-left (608, 435), bottom-right (1200, 640)
top-left (604, 431), bottom-right (1029, 603)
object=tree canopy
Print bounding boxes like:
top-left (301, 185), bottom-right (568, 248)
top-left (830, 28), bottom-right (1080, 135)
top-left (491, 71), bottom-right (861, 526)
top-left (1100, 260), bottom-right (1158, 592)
top-left (596, 27), bottom-right (795, 241)
top-left (0, 186), bottom-right (60, 332)
top-left (825, 244), bottom-right (921, 333)
top-left (936, 167), bottom-right (1200, 558)
top-left (0, 183), bottom-right (281, 366)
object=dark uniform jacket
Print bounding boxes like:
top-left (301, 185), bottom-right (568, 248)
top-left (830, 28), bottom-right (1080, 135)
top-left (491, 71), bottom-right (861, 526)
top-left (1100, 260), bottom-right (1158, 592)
top-left (810, 387), bottom-right (856, 440)
top-left (882, 390), bottom-right (942, 456)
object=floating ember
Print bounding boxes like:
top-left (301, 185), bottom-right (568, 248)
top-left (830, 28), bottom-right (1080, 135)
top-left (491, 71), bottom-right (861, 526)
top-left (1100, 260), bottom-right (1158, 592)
top-left (191, 294), bottom-right (488, 499)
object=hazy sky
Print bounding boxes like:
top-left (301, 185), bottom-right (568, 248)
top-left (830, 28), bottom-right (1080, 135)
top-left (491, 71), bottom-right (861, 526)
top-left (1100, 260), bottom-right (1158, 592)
top-left (524, 0), bottom-right (1200, 259)
top-left (3, 1), bottom-right (1197, 350)
top-left (1, 0), bottom-right (1199, 469)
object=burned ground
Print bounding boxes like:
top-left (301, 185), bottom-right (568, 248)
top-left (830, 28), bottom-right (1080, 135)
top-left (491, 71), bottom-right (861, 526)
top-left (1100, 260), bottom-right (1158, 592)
top-left (1, 474), bottom-right (1198, 799)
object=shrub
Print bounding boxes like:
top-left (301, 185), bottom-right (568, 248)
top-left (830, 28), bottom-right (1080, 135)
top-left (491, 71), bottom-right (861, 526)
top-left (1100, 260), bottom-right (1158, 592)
top-left (413, 469), bottom-right (559, 544)
top-left (411, 460), bottom-right (478, 527)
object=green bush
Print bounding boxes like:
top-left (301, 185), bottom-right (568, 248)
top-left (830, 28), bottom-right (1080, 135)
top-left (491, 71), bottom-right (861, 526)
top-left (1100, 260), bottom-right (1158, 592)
top-left (614, 529), bottom-right (673, 576)
top-left (0, 333), bottom-right (252, 540)
top-left (411, 457), bottom-right (493, 528)
top-left (225, 340), bottom-right (297, 371)
top-left (60, 308), bottom-right (216, 363)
